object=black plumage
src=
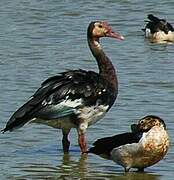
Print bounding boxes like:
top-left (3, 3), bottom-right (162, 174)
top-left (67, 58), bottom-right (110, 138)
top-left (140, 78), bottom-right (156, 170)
top-left (88, 132), bottom-right (142, 159)
top-left (2, 21), bottom-right (124, 153)
top-left (2, 70), bottom-right (115, 132)
top-left (142, 14), bottom-right (174, 34)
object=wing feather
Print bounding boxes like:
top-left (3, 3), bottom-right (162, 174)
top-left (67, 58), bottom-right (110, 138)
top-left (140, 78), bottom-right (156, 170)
top-left (88, 132), bottom-right (142, 158)
top-left (2, 69), bottom-right (111, 132)
top-left (144, 14), bottom-right (174, 34)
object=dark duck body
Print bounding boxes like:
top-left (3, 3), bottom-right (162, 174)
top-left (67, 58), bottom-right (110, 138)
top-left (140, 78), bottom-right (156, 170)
top-left (88, 115), bottom-right (169, 172)
top-left (2, 21), bottom-right (124, 153)
top-left (142, 14), bottom-right (174, 43)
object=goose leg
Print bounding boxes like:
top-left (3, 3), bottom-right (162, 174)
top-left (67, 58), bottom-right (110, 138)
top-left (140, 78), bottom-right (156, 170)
top-left (78, 122), bottom-right (88, 153)
top-left (78, 133), bottom-right (87, 153)
top-left (62, 129), bottom-right (70, 153)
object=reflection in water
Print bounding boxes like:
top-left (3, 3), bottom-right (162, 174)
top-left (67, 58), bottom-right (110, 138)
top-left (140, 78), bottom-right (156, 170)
top-left (58, 154), bottom-right (88, 179)
top-left (12, 153), bottom-right (89, 179)
top-left (122, 172), bottom-right (161, 180)
top-left (12, 153), bottom-right (160, 180)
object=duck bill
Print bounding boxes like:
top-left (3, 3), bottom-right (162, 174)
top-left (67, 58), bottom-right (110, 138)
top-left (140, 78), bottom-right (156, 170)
top-left (131, 123), bottom-right (139, 133)
top-left (106, 31), bottom-right (124, 40)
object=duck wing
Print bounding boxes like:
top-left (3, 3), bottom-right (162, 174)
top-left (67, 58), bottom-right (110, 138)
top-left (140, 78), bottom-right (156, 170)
top-left (88, 132), bottom-right (142, 158)
top-left (144, 14), bottom-right (174, 34)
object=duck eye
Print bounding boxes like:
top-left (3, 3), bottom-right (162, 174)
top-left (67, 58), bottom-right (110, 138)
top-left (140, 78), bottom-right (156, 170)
top-left (140, 120), bottom-right (144, 124)
top-left (98, 24), bottom-right (103, 28)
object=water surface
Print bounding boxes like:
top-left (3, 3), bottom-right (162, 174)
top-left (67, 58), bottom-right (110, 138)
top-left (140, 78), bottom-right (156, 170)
top-left (0, 0), bottom-right (174, 179)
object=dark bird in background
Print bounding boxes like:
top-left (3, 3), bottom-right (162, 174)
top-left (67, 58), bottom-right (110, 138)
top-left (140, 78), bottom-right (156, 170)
top-left (2, 21), bottom-right (124, 154)
top-left (142, 14), bottom-right (174, 42)
top-left (88, 115), bottom-right (169, 172)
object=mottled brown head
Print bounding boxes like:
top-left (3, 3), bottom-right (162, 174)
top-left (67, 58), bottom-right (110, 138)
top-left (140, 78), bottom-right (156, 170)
top-left (131, 115), bottom-right (166, 133)
top-left (87, 21), bottom-right (124, 40)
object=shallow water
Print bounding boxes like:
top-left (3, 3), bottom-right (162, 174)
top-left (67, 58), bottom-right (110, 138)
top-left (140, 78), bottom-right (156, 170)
top-left (0, 0), bottom-right (174, 179)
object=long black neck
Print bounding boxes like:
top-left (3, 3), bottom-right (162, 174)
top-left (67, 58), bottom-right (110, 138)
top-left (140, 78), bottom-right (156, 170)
top-left (88, 37), bottom-right (118, 94)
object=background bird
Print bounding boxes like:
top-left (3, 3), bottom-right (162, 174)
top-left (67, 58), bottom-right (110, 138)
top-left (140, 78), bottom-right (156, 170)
top-left (142, 14), bottom-right (174, 42)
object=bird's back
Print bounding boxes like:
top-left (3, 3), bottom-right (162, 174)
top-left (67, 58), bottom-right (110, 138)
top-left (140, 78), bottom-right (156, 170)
top-left (88, 132), bottom-right (142, 159)
top-left (142, 14), bottom-right (174, 42)
top-left (2, 69), bottom-right (115, 132)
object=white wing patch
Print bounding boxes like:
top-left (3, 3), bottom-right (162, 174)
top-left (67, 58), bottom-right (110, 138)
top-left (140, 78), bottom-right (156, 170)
top-left (145, 29), bottom-right (174, 42)
top-left (34, 96), bottom-right (108, 131)
top-left (42, 96), bottom-right (83, 108)
top-left (145, 28), bottom-right (151, 37)
top-left (59, 98), bottom-right (83, 108)
top-left (77, 104), bottom-right (109, 126)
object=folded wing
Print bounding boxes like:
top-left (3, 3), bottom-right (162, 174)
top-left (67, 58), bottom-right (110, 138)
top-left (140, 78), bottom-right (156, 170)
top-left (2, 70), bottom-right (110, 132)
